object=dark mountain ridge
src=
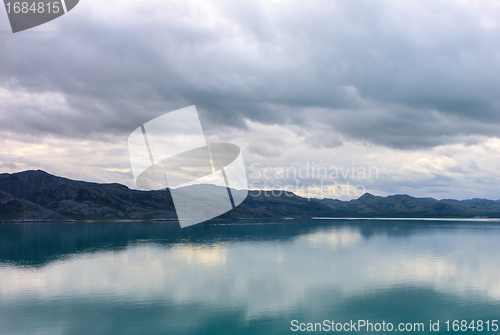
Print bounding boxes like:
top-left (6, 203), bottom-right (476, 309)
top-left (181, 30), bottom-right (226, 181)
top-left (317, 193), bottom-right (500, 218)
top-left (1, 170), bottom-right (500, 222)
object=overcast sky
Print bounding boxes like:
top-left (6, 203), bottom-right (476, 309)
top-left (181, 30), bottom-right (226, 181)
top-left (1, 0), bottom-right (500, 200)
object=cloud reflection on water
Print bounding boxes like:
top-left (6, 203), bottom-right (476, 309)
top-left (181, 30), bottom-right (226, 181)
top-left (1, 223), bottom-right (500, 321)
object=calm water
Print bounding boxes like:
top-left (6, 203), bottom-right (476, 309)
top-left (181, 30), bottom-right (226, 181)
top-left (0, 219), bottom-right (499, 334)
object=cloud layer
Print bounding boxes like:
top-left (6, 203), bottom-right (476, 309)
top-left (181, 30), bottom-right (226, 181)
top-left (1, 0), bottom-right (500, 198)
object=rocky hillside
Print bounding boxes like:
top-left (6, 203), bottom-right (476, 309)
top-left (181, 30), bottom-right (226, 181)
top-left (0, 170), bottom-right (332, 222)
top-left (0, 191), bottom-right (69, 222)
top-left (1, 170), bottom-right (500, 222)
top-left (0, 170), bottom-right (177, 221)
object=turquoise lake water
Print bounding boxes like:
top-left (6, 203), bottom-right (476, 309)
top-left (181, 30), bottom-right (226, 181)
top-left (0, 219), bottom-right (499, 334)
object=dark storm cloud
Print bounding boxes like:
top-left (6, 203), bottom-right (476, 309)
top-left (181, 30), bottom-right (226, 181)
top-left (0, 0), bottom-right (499, 147)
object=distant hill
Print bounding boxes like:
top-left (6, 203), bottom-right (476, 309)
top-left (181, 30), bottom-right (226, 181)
top-left (317, 193), bottom-right (500, 218)
top-left (1, 170), bottom-right (500, 222)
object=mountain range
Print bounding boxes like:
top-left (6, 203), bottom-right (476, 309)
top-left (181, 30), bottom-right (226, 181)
top-left (1, 170), bottom-right (500, 222)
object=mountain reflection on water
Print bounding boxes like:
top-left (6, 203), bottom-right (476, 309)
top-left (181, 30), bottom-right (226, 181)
top-left (0, 219), bottom-right (499, 335)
